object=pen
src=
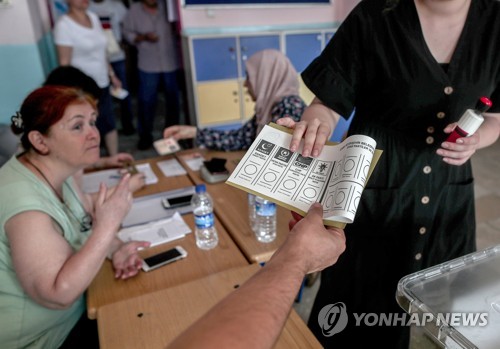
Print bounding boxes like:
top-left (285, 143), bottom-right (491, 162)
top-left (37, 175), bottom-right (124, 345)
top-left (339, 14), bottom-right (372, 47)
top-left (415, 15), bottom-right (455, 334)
top-left (123, 161), bottom-right (139, 175)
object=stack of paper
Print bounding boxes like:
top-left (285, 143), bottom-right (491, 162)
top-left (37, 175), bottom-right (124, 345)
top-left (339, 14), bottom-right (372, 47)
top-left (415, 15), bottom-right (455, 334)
top-left (118, 212), bottom-right (191, 247)
top-left (121, 186), bottom-right (195, 227)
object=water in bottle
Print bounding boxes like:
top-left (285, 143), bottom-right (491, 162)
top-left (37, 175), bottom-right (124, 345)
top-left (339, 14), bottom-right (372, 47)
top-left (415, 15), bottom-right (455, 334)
top-left (254, 196), bottom-right (277, 243)
top-left (248, 193), bottom-right (256, 232)
top-left (191, 184), bottom-right (219, 250)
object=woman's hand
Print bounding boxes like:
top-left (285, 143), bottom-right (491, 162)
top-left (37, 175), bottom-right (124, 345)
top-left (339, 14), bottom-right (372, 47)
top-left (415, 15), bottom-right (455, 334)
top-left (163, 125), bottom-right (197, 140)
top-left (276, 98), bottom-right (338, 157)
top-left (93, 174), bottom-right (133, 235)
top-left (438, 123), bottom-right (480, 166)
top-left (128, 172), bottom-right (146, 193)
top-left (111, 240), bottom-right (150, 279)
top-left (101, 153), bottom-right (134, 168)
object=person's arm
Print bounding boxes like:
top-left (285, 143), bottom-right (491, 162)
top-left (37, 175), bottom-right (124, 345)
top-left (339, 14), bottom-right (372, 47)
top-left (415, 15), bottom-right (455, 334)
top-left (437, 112), bottom-right (500, 165)
top-left (5, 176), bottom-right (133, 309)
top-left (90, 153), bottom-right (135, 170)
top-left (167, 203), bottom-right (345, 349)
top-left (277, 97), bottom-right (341, 157)
top-left (164, 119), bottom-right (257, 151)
top-left (108, 63), bottom-right (122, 89)
top-left (107, 237), bottom-right (150, 279)
top-left (56, 45), bottom-right (73, 66)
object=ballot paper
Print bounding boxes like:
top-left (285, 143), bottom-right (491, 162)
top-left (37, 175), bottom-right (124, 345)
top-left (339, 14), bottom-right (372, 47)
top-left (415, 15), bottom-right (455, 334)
top-left (226, 123), bottom-right (383, 228)
top-left (110, 87), bottom-right (129, 100)
top-left (118, 212), bottom-right (191, 247)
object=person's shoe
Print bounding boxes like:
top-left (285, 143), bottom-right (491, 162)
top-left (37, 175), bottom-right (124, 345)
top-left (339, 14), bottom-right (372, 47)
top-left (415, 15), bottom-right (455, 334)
top-left (137, 136), bottom-right (152, 150)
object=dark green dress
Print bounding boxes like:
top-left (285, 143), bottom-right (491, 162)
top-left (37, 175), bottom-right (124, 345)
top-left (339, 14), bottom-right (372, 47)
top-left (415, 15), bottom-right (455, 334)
top-left (302, 0), bottom-right (500, 347)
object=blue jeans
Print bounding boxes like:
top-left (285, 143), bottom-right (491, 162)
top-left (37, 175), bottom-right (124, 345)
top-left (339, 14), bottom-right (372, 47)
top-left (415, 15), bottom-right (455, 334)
top-left (96, 86), bottom-right (116, 135)
top-left (111, 60), bottom-right (134, 130)
top-left (137, 69), bottom-right (180, 140)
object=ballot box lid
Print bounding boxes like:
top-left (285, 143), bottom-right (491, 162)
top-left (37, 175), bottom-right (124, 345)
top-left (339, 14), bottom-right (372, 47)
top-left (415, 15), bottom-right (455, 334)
top-left (396, 244), bottom-right (500, 349)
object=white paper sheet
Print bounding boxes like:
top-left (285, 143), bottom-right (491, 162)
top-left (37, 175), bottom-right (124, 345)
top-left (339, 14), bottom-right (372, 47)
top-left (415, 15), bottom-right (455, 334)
top-left (121, 186), bottom-right (196, 227)
top-left (118, 212), bottom-right (191, 247)
top-left (81, 163), bottom-right (158, 193)
top-left (157, 158), bottom-right (187, 177)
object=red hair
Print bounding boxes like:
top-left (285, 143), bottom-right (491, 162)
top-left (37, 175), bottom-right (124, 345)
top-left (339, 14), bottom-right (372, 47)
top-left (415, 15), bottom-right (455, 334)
top-left (12, 86), bottom-right (97, 150)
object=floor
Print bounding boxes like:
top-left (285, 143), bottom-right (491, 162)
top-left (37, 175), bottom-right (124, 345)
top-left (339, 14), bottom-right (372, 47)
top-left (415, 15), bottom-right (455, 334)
top-left (115, 99), bottom-right (500, 348)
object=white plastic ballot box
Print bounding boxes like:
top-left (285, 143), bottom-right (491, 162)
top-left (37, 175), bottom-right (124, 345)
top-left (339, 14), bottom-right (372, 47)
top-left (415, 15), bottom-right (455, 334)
top-left (397, 245), bottom-right (500, 349)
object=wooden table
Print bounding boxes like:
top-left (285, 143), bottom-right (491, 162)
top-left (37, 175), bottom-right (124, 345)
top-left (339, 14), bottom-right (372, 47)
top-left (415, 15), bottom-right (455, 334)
top-left (86, 156), bottom-right (248, 319)
top-left (97, 264), bottom-right (322, 349)
top-left (176, 149), bottom-right (293, 263)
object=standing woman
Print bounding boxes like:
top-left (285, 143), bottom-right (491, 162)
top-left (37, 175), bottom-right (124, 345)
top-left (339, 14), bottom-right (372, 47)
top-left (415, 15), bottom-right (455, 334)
top-left (53, 0), bottom-right (121, 156)
top-left (163, 49), bottom-right (306, 151)
top-left (0, 86), bottom-right (148, 348)
top-left (277, 0), bottom-right (500, 347)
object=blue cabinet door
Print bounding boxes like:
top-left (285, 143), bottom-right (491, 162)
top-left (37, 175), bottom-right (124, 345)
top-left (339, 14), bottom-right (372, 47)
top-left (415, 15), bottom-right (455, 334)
top-left (193, 37), bottom-right (238, 81)
top-left (285, 33), bottom-right (322, 73)
top-left (239, 35), bottom-right (281, 72)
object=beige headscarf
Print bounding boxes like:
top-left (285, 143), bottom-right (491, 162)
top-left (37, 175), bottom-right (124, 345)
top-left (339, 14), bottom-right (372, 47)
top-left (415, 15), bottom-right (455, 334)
top-left (246, 49), bottom-right (299, 134)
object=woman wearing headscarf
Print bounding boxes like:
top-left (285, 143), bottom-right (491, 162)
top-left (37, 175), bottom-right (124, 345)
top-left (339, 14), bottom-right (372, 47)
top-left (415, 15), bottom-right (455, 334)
top-left (163, 49), bottom-right (306, 151)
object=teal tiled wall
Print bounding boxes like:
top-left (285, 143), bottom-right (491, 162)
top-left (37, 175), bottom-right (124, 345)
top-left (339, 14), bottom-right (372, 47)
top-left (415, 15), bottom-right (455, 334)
top-left (0, 33), bottom-right (57, 124)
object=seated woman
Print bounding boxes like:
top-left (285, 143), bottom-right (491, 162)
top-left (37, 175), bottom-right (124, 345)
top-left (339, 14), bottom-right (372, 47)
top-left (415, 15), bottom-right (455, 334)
top-left (44, 65), bottom-right (135, 170)
top-left (163, 49), bottom-right (306, 151)
top-left (44, 66), bottom-right (145, 193)
top-left (0, 86), bottom-right (149, 348)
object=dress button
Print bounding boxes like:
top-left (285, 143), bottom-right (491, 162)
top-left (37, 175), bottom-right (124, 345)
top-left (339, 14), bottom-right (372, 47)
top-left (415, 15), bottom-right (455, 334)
top-left (421, 196), bottom-right (430, 204)
top-left (426, 136), bottom-right (434, 144)
top-left (419, 227), bottom-right (427, 235)
top-left (437, 112), bottom-right (445, 119)
top-left (444, 86), bottom-right (454, 95)
top-left (423, 166), bottom-right (432, 174)
top-left (415, 253), bottom-right (422, 261)
top-left (427, 126), bottom-right (435, 133)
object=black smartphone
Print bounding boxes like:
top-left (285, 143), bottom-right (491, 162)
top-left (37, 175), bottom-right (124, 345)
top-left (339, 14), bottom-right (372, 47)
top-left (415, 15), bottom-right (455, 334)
top-left (203, 158), bottom-right (229, 175)
top-left (142, 246), bottom-right (188, 272)
top-left (162, 194), bottom-right (193, 209)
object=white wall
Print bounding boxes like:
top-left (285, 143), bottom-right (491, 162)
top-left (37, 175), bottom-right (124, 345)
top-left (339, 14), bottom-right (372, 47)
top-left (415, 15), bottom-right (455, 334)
top-left (178, 0), bottom-right (359, 30)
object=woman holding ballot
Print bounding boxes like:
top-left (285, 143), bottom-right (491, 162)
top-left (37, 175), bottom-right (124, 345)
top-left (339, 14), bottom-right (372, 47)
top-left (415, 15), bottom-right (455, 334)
top-left (0, 86), bottom-right (149, 348)
top-left (277, 0), bottom-right (500, 347)
top-left (163, 49), bottom-right (306, 151)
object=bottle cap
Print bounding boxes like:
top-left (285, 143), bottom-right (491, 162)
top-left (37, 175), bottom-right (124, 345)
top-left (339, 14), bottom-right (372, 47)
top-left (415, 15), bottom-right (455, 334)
top-left (475, 97), bottom-right (492, 113)
top-left (457, 109), bottom-right (484, 135)
top-left (195, 184), bottom-right (206, 193)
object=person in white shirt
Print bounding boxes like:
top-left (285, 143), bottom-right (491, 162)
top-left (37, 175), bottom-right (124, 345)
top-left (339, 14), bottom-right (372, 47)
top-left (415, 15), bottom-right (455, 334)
top-left (89, 0), bottom-right (136, 135)
top-left (53, 0), bottom-right (122, 156)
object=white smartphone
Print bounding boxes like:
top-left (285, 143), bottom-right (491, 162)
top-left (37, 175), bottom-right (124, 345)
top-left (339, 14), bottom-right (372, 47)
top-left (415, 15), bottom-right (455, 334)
top-left (141, 246), bottom-right (188, 272)
top-left (162, 194), bottom-right (193, 209)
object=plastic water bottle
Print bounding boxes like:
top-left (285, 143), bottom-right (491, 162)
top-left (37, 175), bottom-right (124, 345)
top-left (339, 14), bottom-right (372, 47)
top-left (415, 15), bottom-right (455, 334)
top-left (248, 193), bottom-right (257, 232)
top-left (254, 196), bottom-right (277, 243)
top-left (191, 184), bottom-right (218, 250)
